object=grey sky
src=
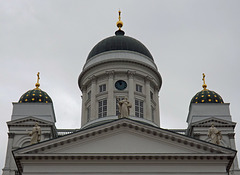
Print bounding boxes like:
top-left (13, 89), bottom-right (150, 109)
top-left (1, 0), bottom-right (240, 170)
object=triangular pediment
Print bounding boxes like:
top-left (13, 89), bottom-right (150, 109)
top-left (7, 116), bottom-right (54, 126)
top-left (14, 118), bottom-right (235, 156)
top-left (191, 117), bottom-right (236, 127)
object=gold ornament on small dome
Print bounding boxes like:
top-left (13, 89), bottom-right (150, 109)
top-left (202, 73), bottom-right (207, 91)
top-left (116, 10), bottom-right (123, 30)
top-left (35, 72), bottom-right (41, 90)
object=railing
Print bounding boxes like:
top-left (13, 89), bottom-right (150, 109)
top-left (57, 129), bottom-right (79, 137)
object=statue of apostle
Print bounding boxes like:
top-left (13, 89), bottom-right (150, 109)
top-left (208, 123), bottom-right (222, 145)
top-left (29, 122), bottom-right (41, 144)
top-left (118, 97), bottom-right (132, 118)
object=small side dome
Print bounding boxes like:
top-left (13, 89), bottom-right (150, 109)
top-left (191, 90), bottom-right (224, 104)
top-left (19, 72), bottom-right (52, 103)
top-left (191, 73), bottom-right (224, 104)
top-left (19, 89), bottom-right (52, 103)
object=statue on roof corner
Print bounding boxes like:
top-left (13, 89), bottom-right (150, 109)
top-left (118, 97), bottom-right (132, 118)
top-left (208, 123), bottom-right (222, 145)
top-left (29, 122), bottom-right (41, 144)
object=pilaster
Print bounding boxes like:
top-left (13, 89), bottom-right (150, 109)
top-left (128, 71), bottom-right (135, 116)
top-left (155, 87), bottom-right (160, 126)
top-left (106, 71), bottom-right (115, 116)
top-left (145, 76), bottom-right (151, 120)
top-left (81, 85), bottom-right (87, 126)
top-left (90, 76), bottom-right (97, 121)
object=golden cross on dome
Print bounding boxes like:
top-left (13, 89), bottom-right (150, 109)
top-left (35, 72), bottom-right (40, 90)
top-left (202, 73), bottom-right (207, 90)
top-left (118, 10), bottom-right (121, 21)
top-left (116, 10), bottom-right (123, 30)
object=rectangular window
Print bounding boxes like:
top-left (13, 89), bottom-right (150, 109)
top-left (98, 99), bottom-right (107, 118)
top-left (116, 97), bottom-right (124, 115)
top-left (87, 106), bottom-right (91, 122)
top-left (99, 84), bottom-right (106, 93)
top-left (135, 99), bottom-right (143, 118)
top-left (87, 91), bottom-right (91, 100)
top-left (136, 84), bottom-right (142, 92)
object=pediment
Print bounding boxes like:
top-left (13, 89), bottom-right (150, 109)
top-left (14, 118), bottom-right (235, 157)
top-left (7, 116), bottom-right (54, 126)
top-left (191, 117), bottom-right (236, 127)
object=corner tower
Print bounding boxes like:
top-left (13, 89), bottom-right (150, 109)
top-left (2, 73), bottom-right (57, 175)
top-left (78, 11), bottom-right (162, 128)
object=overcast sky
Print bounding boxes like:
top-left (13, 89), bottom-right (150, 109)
top-left (1, 0), bottom-right (240, 170)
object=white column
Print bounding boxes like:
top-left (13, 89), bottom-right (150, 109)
top-left (90, 76), bottom-right (97, 120)
top-left (128, 71), bottom-right (135, 116)
top-left (145, 76), bottom-right (151, 120)
top-left (106, 71), bottom-right (114, 116)
top-left (81, 86), bottom-right (87, 126)
top-left (155, 87), bottom-right (160, 126)
top-left (2, 133), bottom-right (15, 175)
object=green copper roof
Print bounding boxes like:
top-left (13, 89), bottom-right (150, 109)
top-left (19, 89), bottom-right (52, 103)
top-left (191, 89), bottom-right (224, 104)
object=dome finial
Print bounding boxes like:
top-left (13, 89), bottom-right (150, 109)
top-left (35, 72), bottom-right (40, 90)
top-left (116, 10), bottom-right (123, 30)
top-left (202, 73), bottom-right (207, 90)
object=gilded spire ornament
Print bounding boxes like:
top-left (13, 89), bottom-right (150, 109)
top-left (202, 73), bottom-right (207, 90)
top-left (116, 10), bottom-right (123, 30)
top-left (35, 72), bottom-right (40, 90)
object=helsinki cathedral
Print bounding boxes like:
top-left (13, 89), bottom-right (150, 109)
top-left (2, 11), bottom-right (240, 175)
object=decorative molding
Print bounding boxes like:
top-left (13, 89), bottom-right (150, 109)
top-left (106, 70), bottom-right (115, 79)
top-left (88, 75), bottom-right (97, 83)
top-left (191, 117), bottom-right (236, 127)
top-left (144, 75), bottom-right (153, 82)
top-left (7, 117), bottom-right (54, 127)
top-left (127, 71), bottom-right (136, 78)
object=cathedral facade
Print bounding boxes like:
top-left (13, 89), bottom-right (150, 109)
top-left (2, 12), bottom-right (240, 175)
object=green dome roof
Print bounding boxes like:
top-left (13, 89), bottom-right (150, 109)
top-left (191, 89), bottom-right (224, 104)
top-left (19, 89), bottom-right (52, 103)
top-left (87, 30), bottom-right (153, 60)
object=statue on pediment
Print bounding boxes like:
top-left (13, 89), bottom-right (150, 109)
top-left (29, 122), bottom-right (41, 144)
top-left (208, 123), bottom-right (222, 145)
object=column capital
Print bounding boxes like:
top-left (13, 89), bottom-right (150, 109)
top-left (145, 75), bottom-right (153, 82)
top-left (127, 71), bottom-right (136, 78)
top-left (8, 133), bottom-right (15, 138)
top-left (82, 85), bottom-right (87, 92)
top-left (106, 70), bottom-right (115, 79)
top-left (88, 75), bottom-right (97, 83)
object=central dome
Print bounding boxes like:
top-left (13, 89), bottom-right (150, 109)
top-left (87, 30), bottom-right (153, 60)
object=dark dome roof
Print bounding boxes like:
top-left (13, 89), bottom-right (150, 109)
top-left (87, 30), bottom-right (153, 60)
top-left (19, 89), bottom-right (52, 103)
top-left (191, 89), bottom-right (224, 104)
